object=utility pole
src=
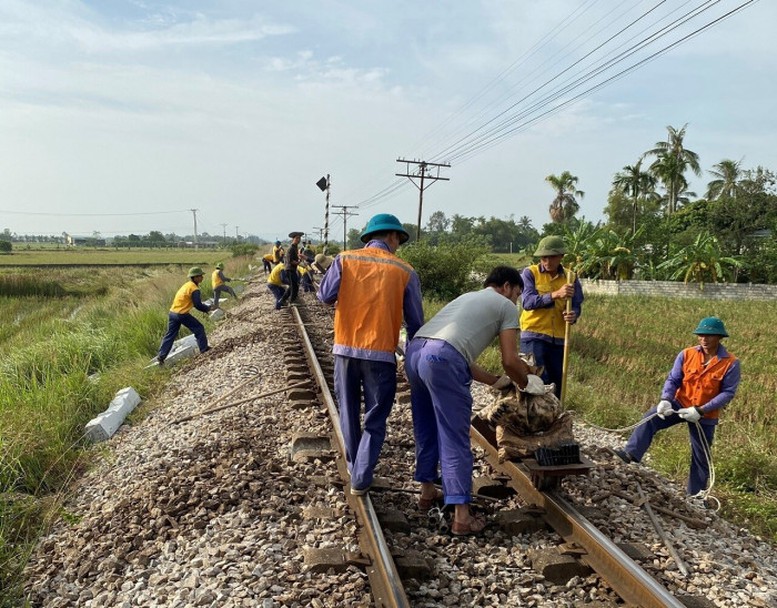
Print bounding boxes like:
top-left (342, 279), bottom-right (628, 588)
top-left (312, 226), bottom-right (324, 243)
top-left (395, 159), bottom-right (450, 242)
top-left (190, 209), bottom-right (199, 249)
top-left (316, 175), bottom-right (331, 253)
top-left (331, 205), bottom-right (359, 252)
top-left (220, 223), bottom-right (228, 246)
top-left (235, 226), bottom-right (240, 241)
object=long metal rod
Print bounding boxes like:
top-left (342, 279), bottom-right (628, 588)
top-left (292, 307), bottom-right (409, 608)
top-left (470, 424), bottom-right (684, 608)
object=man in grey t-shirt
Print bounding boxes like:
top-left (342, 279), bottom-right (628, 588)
top-left (405, 266), bottom-right (541, 536)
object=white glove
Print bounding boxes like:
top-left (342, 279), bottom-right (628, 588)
top-left (677, 407), bottom-right (702, 423)
top-left (656, 400), bottom-right (674, 419)
top-left (492, 374), bottom-right (513, 390)
top-left (519, 374), bottom-right (545, 395)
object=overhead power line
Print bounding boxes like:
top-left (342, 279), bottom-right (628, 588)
top-left (349, 0), bottom-right (759, 212)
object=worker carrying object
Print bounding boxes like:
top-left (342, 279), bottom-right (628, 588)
top-left (614, 317), bottom-right (741, 498)
top-left (156, 267), bottom-right (212, 366)
top-left (211, 263), bottom-right (237, 309)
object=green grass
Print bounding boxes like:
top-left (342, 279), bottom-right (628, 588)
top-left (0, 255), bottom-right (252, 606)
top-left (0, 247), bottom-right (230, 266)
top-left (475, 293), bottom-right (777, 540)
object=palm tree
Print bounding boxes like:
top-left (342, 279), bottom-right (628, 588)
top-left (706, 159), bottom-right (742, 200)
top-left (546, 171), bottom-right (584, 223)
top-left (644, 124), bottom-right (701, 214)
top-left (612, 160), bottom-right (658, 235)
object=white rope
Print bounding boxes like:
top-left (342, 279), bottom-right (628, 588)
top-left (571, 409), bottom-right (721, 511)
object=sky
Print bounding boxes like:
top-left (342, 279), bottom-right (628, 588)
top-left (0, 0), bottom-right (774, 242)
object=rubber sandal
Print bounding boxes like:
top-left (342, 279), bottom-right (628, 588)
top-left (451, 513), bottom-right (487, 537)
top-left (418, 489), bottom-right (444, 512)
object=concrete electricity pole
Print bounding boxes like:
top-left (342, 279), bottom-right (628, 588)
top-left (331, 205), bottom-right (358, 252)
top-left (190, 209), bottom-right (199, 249)
top-left (395, 159), bottom-right (450, 242)
top-left (220, 223), bottom-right (227, 245)
top-left (312, 226), bottom-right (324, 243)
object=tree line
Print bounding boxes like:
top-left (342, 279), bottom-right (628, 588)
top-left (348, 124), bottom-right (777, 285)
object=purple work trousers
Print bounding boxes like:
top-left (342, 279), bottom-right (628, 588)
top-left (333, 355), bottom-right (397, 491)
top-left (405, 338), bottom-right (473, 505)
top-left (624, 400), bottom-right (716, 495)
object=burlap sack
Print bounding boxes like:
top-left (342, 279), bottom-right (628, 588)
top-left (478, 382), bottom-right (575, 463)
top-left (496, 413), bottom-right (575, 462)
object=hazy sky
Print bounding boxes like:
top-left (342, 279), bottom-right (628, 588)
top-left (0, 0), bottom-right (773, 242)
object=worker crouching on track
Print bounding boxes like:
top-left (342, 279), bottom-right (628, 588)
top-left (615, 317), bottom-right (741, 499)
top-left (312, 253), bottom-right (333, 276)
top-left (261, 253), bottom-right (274, 273)
top-left (156, 267), bottom-right (212, 366)
top-left (211, 263), bottom-right (237, 309)
top-left (520, 235), bottom-right (583, 398)
top-left (405, 266), bottom-right (538, 536)
top-left (318, 213), bottom-right (424, 496)
top-left (267, 262), bottom-right (288, 310)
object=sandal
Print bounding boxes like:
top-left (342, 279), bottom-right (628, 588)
top-left (418, 489), bottom-right (444, 512)
top-left (451, 513), bottom-right (487, 537)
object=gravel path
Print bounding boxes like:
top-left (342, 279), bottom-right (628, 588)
top-left (23, 277), bottom-right (777, 607)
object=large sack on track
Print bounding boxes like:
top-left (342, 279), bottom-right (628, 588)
top-left (477, 381), bottom-right (575, 463)
top-left (496, 413), bottom-right (574, 463)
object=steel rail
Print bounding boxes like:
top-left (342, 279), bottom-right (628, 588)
top-left (470, 423), bottom-right (685, 608)
top-left (292, 307), bottom-right (410, 608)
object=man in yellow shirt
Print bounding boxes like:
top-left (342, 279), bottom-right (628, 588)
top-left (211, 262), bottom-right (237, 309)
top-left (156, 267), bottom-right (212, 365)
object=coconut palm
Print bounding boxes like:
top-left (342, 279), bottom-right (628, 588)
top-left (706, 159), bottom-right (743, 200)
top-left (644, 124), bottom-right (701, 214)
top-left (546, 171), bottom-right (584, 223)
top-left (612, 160), bottom-right (658, 235)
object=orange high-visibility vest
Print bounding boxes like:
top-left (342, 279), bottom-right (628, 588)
top-left (674, 346), bottom-right (738, 420)
top-left (334, 248), bottom-right (413, 355)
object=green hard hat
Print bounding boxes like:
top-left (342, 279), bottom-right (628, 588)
top-left (188, 266), bottom-right (205, 278)
top-left (215, 262), bottom-right (224, 270)
top-left (534, 235), bottom-right (567, 256)
top-left (360, 213), bottom-right (410, 244)
top-left (693, 316), bottom-right (729, 337)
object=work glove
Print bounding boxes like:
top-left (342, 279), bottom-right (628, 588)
top-left (677, 406), bottom-right (702, 423)
top-left (656, 400), bottom-right (674, 419)
top-left (492, 375), bottom-right (513, 390)
top-left (519, 374), bottom-right (545, 395)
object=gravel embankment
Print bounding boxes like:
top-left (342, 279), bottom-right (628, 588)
top-left (23, 276), bottom-right (777, 607)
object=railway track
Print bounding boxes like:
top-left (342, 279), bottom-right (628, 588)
top-left (291, 296), bottom-right (699, 607)
top-left (22, 280), bottom-right (777, 607)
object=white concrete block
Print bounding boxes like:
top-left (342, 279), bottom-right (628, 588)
top-left (210, 308), bottom-right (225, 321)
top-left (146, 333), bottom-right (199, 368)
top-left (85, 387), bottom-right (141, 442)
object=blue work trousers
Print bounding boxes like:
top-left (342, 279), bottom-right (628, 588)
top-left (267, 284), bottom-right (287, 309)
top-left (624, 401), bottom-right (716, 495)
top-left (520, 337), bottom-right (564, 398)
top-left (279, 269), bottom-right (299, 305)
top-left (333, 355), bottom-right (397, 491)
top-left (213, 285), bottom-right (237, 308)
top-left (405, 338), bottom-right (474, 505)
top-left (158, 312), bottom-right (208, 360)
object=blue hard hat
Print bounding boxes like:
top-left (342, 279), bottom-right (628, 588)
top-left (360, 213), bottom-right (409, 244)
top-left (693, 316), bottom-right (729, 337)
top-left (275, 240), bottom-right (281, 246)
